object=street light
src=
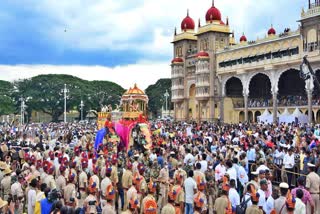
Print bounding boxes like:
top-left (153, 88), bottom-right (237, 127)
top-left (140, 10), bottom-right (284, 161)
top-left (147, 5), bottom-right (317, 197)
top-left (164, 90), bottom-right (170, 112)
top-left (19, 97), bottom-right (28, 125)
top-left (61, 84), bottom-right (69, 123)
top-left (300, 55), bottom-right (320, 89)
top-left (80, 100), bottom-right (85, 121)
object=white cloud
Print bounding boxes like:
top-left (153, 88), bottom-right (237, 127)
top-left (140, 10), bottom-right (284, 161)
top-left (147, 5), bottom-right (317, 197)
top-left (29, 0), bottom-right (306, 56)
top-left (0, 62), bottom-right (171, 90)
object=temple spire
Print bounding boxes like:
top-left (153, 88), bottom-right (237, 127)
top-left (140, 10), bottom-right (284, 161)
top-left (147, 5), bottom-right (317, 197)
top-left (226, 16), bottom-right (229, 26)
top-left (198, 18), bottom-right (201, 28)
top-left (212, 0), bottom-right (215, 7)
top-left (174, 27), bottom-right (177, 36)
top-left (187, 9), bottom-right (189, 16)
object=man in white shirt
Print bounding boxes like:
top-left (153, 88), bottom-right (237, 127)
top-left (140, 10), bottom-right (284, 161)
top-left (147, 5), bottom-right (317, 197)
top-left (199, 153), bottom-right (208, 173)
top-left (184, 149), bottom-right (195, 166)
top-left (265, 187), bottom-right (278, 214)
top-left (149, 150), bottom-right (157, 162)
top-left (184, 170), bottom-right (197, 214)
top-left (214, 158), bottom-right (226, 182)
top-left (257, 179), bottom-right (268, 213)
top-left (238, 160), bottom-right (248, 192)
top-left (283, 148), bottom-right (295, 187)
top-left (294, 189), bottom-right (306, 214)
top-left (228, 179), bottom-right (240, 210)
top-left (226, 160), bottom-right (237, 187)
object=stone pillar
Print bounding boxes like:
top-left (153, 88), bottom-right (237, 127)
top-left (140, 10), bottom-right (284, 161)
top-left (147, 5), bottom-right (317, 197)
top-left (305, 76), bottom-right (314, 124)
top-left (307, 90), bottom-right (313, 123)
top-left (219, 97), bottom-right (224, 122)
top-left (244, 95), bottom-right (248, 122)
top-left (198, 101), bottom-right (201, 122)
top-left (184, 99), bottom-right (189, 121)
top-left (209, 97), bottom-right (215, 122)
top-left (272, 92), bottom-right (278, 124)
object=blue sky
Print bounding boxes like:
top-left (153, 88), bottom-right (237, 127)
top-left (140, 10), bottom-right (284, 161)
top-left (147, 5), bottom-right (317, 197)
top-left (0, 0), bottom-right (308, 88)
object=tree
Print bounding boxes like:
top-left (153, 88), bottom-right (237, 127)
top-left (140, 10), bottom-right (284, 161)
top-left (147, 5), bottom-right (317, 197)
top-left (0, 80), bottom-right (15, 115)
top-left (12, 74), bottom-right (125, 122)
top-left (76, 80), bottom-right (125, 119)
top-left (145, 78), bottom-right (172, 118)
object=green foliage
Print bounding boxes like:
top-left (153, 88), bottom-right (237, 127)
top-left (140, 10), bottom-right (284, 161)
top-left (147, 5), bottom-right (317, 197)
top-left (0, 80), bottom-right (15, 115)
top-left (145, 78), bottom-right (172, 118)
top-left (10, 74), bottom-right (125, 122)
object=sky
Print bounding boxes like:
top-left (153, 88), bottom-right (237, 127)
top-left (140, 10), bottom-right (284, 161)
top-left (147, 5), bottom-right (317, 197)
top-left (0, 0), bottom-right (307, 89)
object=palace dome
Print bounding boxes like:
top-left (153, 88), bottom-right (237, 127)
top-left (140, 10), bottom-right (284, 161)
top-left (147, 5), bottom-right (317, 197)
top-left (268, 25), bottom-right (276, 35)
top-left (181, 11), bottom-right (195, 31)
top-left (171, 57), bottom-right (184, 64)
top-left (240, 33), bottom-right (247, 42)
top-left (206, 1), bottom-right (222, 22)
top-left (196, 51), bottom-right (209, 58)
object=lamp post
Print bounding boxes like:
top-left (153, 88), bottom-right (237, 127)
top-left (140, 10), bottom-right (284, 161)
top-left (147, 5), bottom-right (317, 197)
top-left (300, 55), bottom-right (320, 123)
top-left (80, 100), bottom-right (84, 121)
top-left (19, 97), bottom-right (27, 125)
top-left (164, 90), bottom-right (170, 112)
top-left (61, 84), bottom-right (69, 123)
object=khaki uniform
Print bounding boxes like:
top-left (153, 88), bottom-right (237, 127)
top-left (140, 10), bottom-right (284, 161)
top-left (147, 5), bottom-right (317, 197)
top-left (245, 204), bottom-right (263, 214)
top-left (173, 168), bottom-right (187, 183)
top-left (194, 191), bottom-right (207, 213)
top-left (127, 186), bottom-right (138, 207)
top-left (90, 175), bottom-right (100, 191)
top-left (132, 161), bottom-right (139, 175)
top-left (43, 174), bottom-right (56, 190)
top-left (0, 171), bottom-right (4, 182)
top-left (161, 203), bottom-right (175, 214)
top-left (79, 171), bottom-right (88, 207)
top-left (274, 196), bottom-right (287, 214)
top-left (55, 163), bottom-right (61, 177)
top-left (84, 194), bottom-right (98, 214)
top-left (306, 171), bottom-right (320, 211)
top-left (111, 165), bottom-right (118, 185)
top-left (122, 170), bottom-right (133, 210)
top-left (100, 166), bottom-right (106, 178)
top-left (56, 175), bottom-right (66, 192)
top-left (170, 158), bottom-right (178, 169)
top-left (173, 184), bottom-right (184, 205)
top-left (1, 176), bottom-right (11, 200)
top-left (213, 195), bottom-right (229, 214)
top-left (11, 181), bottom-right (24, 213)
top-left (141, 194), bottom-right (156, 214)
top-left (137, 177), bottom-right (147, 204)
top-left (40, 171), bottom-right (48, 184)
top-left (97, 157), bottom-right (105, 169)
top-left (158, 167), bottom-right (169, 210)
top-left (194, 170), bottom-right (206, 191)
top-left (102, 202), bottom-right (116, 214)
top-left (63, 183), bottom-right (76, 206)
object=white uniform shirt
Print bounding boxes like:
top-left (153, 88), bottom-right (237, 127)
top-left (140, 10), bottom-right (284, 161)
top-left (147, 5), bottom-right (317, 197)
top-left (228, 188), bottom-right (240, 209)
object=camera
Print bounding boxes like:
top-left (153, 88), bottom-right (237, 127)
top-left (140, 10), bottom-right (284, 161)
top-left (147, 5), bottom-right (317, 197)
top-left (70, 197), bottom-right (75, 202)
top-left (88, 200), bottom-right (96, 206)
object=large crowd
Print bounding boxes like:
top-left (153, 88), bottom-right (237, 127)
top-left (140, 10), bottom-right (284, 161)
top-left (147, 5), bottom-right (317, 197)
top-left (0, 120), bottom-right (319, 214)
